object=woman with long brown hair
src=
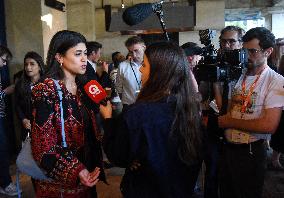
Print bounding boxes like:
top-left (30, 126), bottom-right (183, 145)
top-left (100, 42), bottom-right (203, 197)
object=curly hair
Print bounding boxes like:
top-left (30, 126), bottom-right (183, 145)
top-left (242, 27), bottom-right (275, 49)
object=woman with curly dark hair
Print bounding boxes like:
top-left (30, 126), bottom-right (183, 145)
top-left (101, 42), bottom-right (203, 198)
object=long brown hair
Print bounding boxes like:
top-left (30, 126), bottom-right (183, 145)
top-left (137, 42), bottom-right (203, 164)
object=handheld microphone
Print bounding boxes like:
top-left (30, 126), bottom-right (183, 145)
top-left (83, 80), bottom-right (107, 106)
top-left (122, 0), bottom-right (164, 26)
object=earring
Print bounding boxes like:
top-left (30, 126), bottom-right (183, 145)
top-left (60, 62), bottom-right (63, 67)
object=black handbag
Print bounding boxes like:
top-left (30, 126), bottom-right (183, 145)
top-left (16, 79), bottom-right (67, 180)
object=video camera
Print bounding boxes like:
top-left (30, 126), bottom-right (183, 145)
top-left (194, 29), bottom-right (248, 82)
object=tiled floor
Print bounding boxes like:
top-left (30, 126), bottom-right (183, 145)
top-left (1, 155), bottom-right (284, 198)
top-left (0, 166), bottom-right (124, 198)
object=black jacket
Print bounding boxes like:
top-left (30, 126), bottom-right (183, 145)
top-left (103, 97), bottom-right (200, 198)
top-left (15, 80), bottom-right (32, 140)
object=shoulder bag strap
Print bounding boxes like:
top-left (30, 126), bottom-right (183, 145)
top-left (53, 79), bottom-right (67, 148)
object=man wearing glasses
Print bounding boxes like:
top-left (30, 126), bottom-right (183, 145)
top-left (218, 27), bottom-right (284, 198)
top-left (203, 26), bottom-right (245, 198)
top-left (0, 45), bottom-right (19, 196)
top-left (116, 36), bottom-right (145, 111)
top-left (214, 26), bottom-right (245, 108)
top-left (219, 26), bottom-right (243, 50)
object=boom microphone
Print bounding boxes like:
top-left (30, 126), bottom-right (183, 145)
top-left (122, 0), bottom-right (164, 26)
top-left (84, 80), bottom-right (107, 105)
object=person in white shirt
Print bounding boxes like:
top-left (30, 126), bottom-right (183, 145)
top-left (116, 36), bottom-right (146, 110)
top-left (218, 27), bottom-right (284, 198)
top-left (109, 52), bottom-right (126, 116)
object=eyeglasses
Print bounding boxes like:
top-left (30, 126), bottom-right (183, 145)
top-left (220, 39), bottom-right (240, 45)
top-left (0, 56), bottom-right (7, 64)
top-left (244, 48), bottom-right (264, 55)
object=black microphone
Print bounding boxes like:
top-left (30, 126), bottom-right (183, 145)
top-left (122, 0), bottom-right (164, 26)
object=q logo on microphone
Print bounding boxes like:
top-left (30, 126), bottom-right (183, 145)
top-left (84, 80), bottom-right (107, 104)
top-left (89, 84), bottom-right (101, 95)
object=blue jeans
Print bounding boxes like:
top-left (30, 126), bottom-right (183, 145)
top-left (0, 117), bottom-right (12, 188)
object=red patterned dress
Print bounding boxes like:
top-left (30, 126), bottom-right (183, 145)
top-left (31, 78), bottom-right (103, 198)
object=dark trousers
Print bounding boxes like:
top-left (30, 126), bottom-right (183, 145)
top-left (122, 104), bottom-right (130, 113)
top-left (112, 102), bottom-right (122, 118)
top-left (204, 136), bottom-right (221, 198)
top-left (219, 140), bottom-right (266, 198)
top-left (0, 117), bottom-right (12, 188)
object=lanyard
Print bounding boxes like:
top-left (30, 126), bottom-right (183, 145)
top-left (130, 61), bottom-right (141, 90)
top-left (240, 69), bottom-right (264, 114)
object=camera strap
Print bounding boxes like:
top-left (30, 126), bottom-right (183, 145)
top-left (130, 60), bottom-right (141, 90)
top-left (221, 81), bottom-right (229, 115)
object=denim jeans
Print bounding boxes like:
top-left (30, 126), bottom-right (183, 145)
top-left (0, 117), bottom-right (12, 188)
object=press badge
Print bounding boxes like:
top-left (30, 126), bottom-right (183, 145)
top-left (231, 130), bottom-right (250, 144)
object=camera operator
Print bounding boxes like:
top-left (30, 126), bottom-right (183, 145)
top-left (181, 42), bottom-right (203, 71)
top-left (181, 42), bottom-right (202, 93)
top-left (214, 26), bottom-right (245, 110)
top-left (218, 27), bottom-right (284, 198)
top-left (203, 26), bottom-right (245, 198)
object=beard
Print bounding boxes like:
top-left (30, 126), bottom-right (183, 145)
top-left (247, 59), bottom-right (264, 69)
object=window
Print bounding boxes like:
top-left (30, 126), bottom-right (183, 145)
top-left (272, 13), bottom-right (284, 38)
top-left (225, 18), bottom-right (265, 31)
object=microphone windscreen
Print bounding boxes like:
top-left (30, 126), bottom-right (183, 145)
top-left (84, 80), bottom-right (107, 104)
top-left (123, 3), bottom-right (153, 26)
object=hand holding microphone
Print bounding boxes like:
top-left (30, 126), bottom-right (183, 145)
top-left (83, 80), bottom-right (113, 118)
top-left (99, 100), bottom-right (112, 119)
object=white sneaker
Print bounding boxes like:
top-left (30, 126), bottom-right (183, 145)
top-left (0, 183), bottom-right (21, 196)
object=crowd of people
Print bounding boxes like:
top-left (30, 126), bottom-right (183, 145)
top-left (0, 25), bottom-right (283, 198)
